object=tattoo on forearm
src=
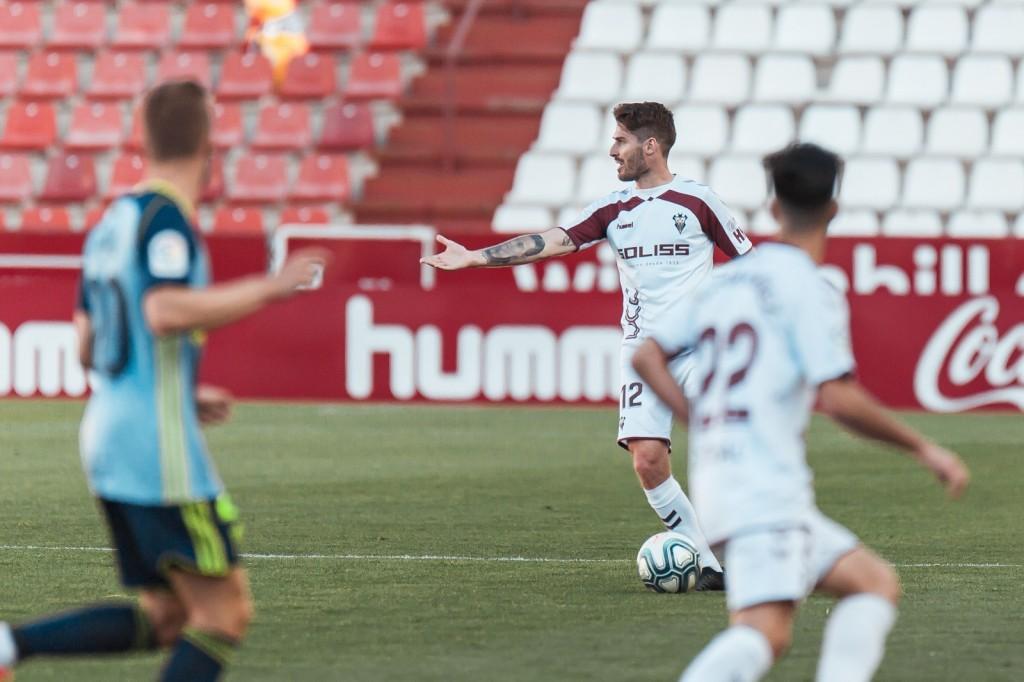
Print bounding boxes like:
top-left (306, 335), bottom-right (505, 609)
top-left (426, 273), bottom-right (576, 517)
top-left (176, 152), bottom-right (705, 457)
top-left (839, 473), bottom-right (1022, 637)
top-left (482, 234), bottom-right (546, 265)
top-left (560, 235), bottom-right (571, 247)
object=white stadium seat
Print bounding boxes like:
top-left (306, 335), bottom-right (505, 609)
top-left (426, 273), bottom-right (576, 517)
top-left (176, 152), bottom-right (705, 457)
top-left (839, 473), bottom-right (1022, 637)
top-left (905, 6), bottom-right (968, 56)
top-left (556, 52), bottom-right (623, 104)
top-left (951, 56), bottom-right (1012, 107)
top-left (967, 158), bottom-right (1024, 211)
top-left (947, 211), bottom-right (1010, 238)
top-left (748, 209), bottom-right (777, 236)
top-left (862, 107), bottom-right (923, 159)
top-left (972, 6), bottom-right (1024, 56)
top-left (828, 210), bottom-right (881, 237)
top-left (492, 205), bottom-right (553, 234)
top-left (647, 5), bottom-right (710, 53)
top-left (672, 105), bottom-right (729, 156)
top-left (624, 53), bottom-right (686, 105)
top-left (841, 157), bottom-right (900, 210)
top-left (731, 105), bottom-right (795, 154)
top-left (690, 54), bottom-right (751, 106)
top-left (990, 109), bottom-right (1024, 156)
top-left (577, 154), bottom-right (628, 203)
top-left (799, 105), bottom-right (861, 156)
top-left (556, 206), bottom-right (584, 229)
top-left (902, 158), bottom-right (964, 211)
top-left (881, 210), bottom-right (943, 237)
top-left (753, 55), bottom-right (815, 104)
top-left (774, 5), bottom-right (835, 56)
top-left (535, 102), bottom-right (601, 155)
top-left (886, 55), bottom-right (948, 108)
top-left (575, 1), bottom-right (643, 53)
top-left (1015, 214), bottom-right (1024, 238)
top-left (708, 156), bottom-right (767, 210)
top-left (507, 152), bottom-right (576, 207)
top-left (826, 57), bottom-right (885, 105)
top-left (925, 108), bottom-right (988, 158)
top-left (666, 152), bottom-right (705, 183)
top-left (840, 6), bottom-right (904, 55)
top-left (712, 5), bottom-right (772, 54)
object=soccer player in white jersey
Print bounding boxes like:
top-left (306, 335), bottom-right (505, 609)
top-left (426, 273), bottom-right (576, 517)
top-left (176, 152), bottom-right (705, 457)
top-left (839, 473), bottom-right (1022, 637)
top-left (632, 143), bottom-right (970, 681)
top-left (421, 102), bottom-right (751, 588)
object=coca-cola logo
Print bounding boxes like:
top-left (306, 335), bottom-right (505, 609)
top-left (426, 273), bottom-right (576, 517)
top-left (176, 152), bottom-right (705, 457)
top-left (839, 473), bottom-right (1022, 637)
top-left (914, 297), bottom-right (1024, 411)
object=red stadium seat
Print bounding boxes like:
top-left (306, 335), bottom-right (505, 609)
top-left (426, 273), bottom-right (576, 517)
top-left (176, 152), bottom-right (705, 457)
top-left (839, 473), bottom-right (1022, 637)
top-left (211, 102), bottom-right (244, 149)
top-left (20, 206), bottom-right (73, 232)
top-left (212, 205), bottom-right (264, 234)
top-left (280, 205), bottom-right (331, 225)
top-left (278, 52), bottom-right (337, 99)
top-left (252, 102), bottom-right (312, 150)
top-left (229, 153), bottom-right (288, 202)
top-left (0, 154), bottom-right (33, 202)
top-left (49, 2), bottom-right (107, 50)
top-left (40, 153), bottom-right (97, 202)
top-left (200, 154), bottom-right (224, 202)
top-left (0, 3), bottom-right (41, 49)
top-left (0, 53), bottom-right (17, 97)
top-left (318, 102), bottom-right (375, 150)
top-left (1, 101), bottom-right (56, 150)
top-left (88, 51), bottom-right (148, 99)
top-left (112, 2), bottom-right (171, 49)
top-left (371, 2), bottom-right (426, 50)
top-left (20, 52), bottom-right (77, 99)
top-left (289, 154), bottom-right (350, 202)
top-left (217, 52), bottom-right (273, 100)
top-left (106, 153), bottom-right (145, 198)
top-left (308, 2), bottom-right (363, 50)
top-left (66, 101), bottom-right (124, 150)
top-left (157, 51), bottom-right (212, 88)
top-left (178, 3), bottom-right (237, 49)
top-left (344, 53), bottom-right (402, 100)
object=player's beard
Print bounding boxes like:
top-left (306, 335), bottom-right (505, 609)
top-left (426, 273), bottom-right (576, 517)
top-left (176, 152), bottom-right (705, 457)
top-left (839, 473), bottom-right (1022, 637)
top-left (617, 149), bottom-right (649, 183)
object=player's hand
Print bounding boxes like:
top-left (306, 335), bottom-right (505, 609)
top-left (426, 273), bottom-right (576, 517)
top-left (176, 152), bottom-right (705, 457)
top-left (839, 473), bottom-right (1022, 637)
top-left (419, 235), bottom-right (485, 270)
top-left (917, 442), bottom-right (970, 499)
top-left (271, 248), bottom-right (331, 299)
top-left (197, 384), bottom-right (233, 426)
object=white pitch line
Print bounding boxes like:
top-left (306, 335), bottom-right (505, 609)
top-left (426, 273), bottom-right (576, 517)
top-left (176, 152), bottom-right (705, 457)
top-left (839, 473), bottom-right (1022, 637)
top-left (0, 545), bottom-right (1019, 568)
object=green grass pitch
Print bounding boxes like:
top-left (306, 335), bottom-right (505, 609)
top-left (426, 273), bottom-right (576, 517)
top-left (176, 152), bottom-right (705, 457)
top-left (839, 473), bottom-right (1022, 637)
top-left (0, 400), bottom-right (1021, 681)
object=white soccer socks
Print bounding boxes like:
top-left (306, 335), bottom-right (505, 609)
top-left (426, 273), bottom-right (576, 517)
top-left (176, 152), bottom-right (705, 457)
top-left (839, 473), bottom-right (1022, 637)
top-left (0, 622), bottom-right (16, 667)
top-left (815, 594), bottom-right (897, 682)
top-left (643, 477), bottom-right (723, 572)
top-left (680, 625), bottom-right (773, 682)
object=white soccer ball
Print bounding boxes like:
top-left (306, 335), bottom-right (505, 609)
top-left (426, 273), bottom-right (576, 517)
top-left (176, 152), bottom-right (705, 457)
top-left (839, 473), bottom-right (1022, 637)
top-left (636, 531), bottom-right (701, 593)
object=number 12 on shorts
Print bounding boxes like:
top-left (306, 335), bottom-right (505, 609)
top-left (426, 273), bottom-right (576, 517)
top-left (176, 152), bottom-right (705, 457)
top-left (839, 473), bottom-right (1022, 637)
top-left (621, 382), bottom-right (643, 408)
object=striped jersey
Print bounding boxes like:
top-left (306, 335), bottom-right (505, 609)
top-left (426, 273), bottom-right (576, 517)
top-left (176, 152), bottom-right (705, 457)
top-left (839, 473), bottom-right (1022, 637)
top-left (562, 176), bottom-right (751, 345)
top-left (78, 181), bottom-right (221, 505)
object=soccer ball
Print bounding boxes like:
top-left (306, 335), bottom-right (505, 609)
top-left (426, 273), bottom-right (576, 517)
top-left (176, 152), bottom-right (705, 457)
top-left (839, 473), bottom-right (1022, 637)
top-left (636, 531), bottom-right (701, 593)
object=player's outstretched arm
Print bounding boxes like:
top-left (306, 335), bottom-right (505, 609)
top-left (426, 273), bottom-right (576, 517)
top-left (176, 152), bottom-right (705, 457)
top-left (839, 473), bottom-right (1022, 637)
top-left (632, 339), bottom-right (691, 424)
top-left (419, 228), bottom-right (575, 270)
top-left (818, 377), bottom-right (970, 499)
top-left (144, 248), bottom-right (329, 336)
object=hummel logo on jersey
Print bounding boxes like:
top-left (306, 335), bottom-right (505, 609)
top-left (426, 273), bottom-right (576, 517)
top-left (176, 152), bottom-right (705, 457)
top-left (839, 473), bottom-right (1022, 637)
top-left (673, 213), bottom-right (688, 234)
top-left (617, 222), bottom-right (634, 230)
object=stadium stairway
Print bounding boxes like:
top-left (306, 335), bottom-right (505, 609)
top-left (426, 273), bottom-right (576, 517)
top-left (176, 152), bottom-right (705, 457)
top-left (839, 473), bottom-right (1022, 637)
top-left (354, 0), bottom-right (589, 233)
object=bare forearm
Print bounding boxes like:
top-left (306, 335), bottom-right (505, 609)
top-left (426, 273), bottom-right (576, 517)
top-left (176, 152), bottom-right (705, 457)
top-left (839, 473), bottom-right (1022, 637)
top-left (144, 276), bottom-right (278, 336)
top-left (632, 340), bottom-right (690, 423)
top-left (819, 380), bottom-right (928, 455)
top-left (475, 229), bottom-right (574, 267)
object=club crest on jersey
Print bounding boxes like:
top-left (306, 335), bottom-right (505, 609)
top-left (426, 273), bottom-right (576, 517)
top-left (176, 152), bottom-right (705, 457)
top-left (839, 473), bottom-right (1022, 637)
top-left (672, 213), bottom-right (688, 234)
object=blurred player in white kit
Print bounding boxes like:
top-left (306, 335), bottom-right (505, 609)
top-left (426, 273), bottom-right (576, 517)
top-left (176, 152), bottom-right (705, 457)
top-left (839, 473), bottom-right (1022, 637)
top-left (632, 143), bottom-right (970, 681)
top-left (421, 102), bottom-right (751, 589)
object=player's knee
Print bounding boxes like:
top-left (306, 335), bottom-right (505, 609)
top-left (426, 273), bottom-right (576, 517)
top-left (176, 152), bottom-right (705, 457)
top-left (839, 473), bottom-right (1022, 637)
top-left (140, 594), bottom-right (187, 647)
top-left (762, 621), bottom-right (793, 659)
top-left (188, 592), bottom-right (253, 640)
top-left (869, 561), bottom-right (902, 605)
top-left (629, 443), bottom-right (669, 486)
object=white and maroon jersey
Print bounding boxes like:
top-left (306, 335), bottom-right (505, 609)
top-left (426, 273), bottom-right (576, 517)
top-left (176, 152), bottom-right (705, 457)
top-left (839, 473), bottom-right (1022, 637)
top-left (562, 176), bottom-right (751, 345)
top-left (651, 243), bottom-right (856, 544)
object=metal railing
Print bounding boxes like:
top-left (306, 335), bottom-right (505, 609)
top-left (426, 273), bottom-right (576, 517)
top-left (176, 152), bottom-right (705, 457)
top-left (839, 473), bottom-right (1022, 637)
top-left (442, 0), bottom-right (487, 171)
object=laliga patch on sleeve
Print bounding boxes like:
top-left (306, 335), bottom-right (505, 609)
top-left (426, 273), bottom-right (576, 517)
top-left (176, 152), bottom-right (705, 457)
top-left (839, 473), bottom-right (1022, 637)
top-left (148, 229), bottom-right (190, 279)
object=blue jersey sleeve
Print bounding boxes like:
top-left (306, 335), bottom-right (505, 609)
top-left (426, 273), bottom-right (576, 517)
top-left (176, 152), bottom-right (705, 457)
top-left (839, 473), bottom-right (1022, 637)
top-left (77, 275), bottom-right (89, 312)
top-left (137, 198), bottom-right (198, 291)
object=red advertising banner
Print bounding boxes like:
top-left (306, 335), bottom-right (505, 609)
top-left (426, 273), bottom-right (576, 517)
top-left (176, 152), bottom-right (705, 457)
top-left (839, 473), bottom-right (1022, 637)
top-left (1, 231), bottom-right (1021, 411)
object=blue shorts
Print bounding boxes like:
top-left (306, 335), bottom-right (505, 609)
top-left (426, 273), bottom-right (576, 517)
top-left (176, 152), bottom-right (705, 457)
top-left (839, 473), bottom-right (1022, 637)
top-left (100, 495), bottom-right (243, 589)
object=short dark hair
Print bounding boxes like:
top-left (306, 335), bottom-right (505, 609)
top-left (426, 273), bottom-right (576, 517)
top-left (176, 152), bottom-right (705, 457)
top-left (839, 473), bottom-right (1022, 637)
top-left (613, 102), bottom-right (676, 157)
top-left (763, 143), bottom-right (843, 218)
top-left (143, 80), bottom-right (210, 162)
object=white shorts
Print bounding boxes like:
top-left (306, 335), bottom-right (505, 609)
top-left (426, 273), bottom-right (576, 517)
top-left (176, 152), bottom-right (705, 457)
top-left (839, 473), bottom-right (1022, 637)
top-left (617, 346), bottom-right (694, 448)
top-left (722, 509), bottom-right (860, 612)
